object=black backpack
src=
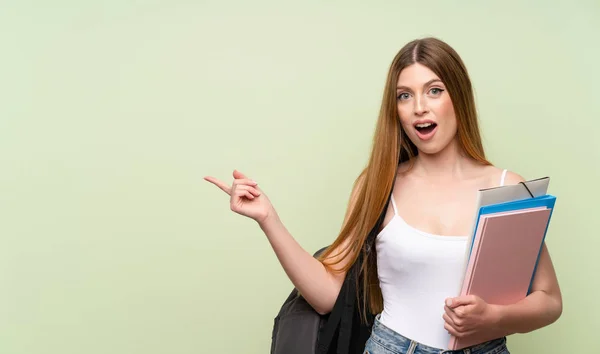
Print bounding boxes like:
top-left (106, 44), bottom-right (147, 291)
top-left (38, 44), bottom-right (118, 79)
top-left (269, 245), bottom-right (362, 354)
top-left (269, 246), bottom-right (327, 354)
top-left (270, 189), bottom-right (392, 354)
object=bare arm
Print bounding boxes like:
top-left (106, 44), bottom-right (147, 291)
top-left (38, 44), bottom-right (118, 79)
top-left (444, 171), bottom-right (562, 339)
top-left (490, 171), bottom-right (563, 334)
top-left (205, 169), bottom-right (363, 315)
top-left (258, 174), bottom-right (364, 315)
top-left (258, 213), bottom-right (349, 314)
top-left (491, 243), bottom-right (563, 334)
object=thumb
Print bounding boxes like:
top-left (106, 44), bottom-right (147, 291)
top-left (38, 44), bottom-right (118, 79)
top-left (233, 169), bottom-right (248, 179)
top-left (446, 295), bottom-right (475, 308)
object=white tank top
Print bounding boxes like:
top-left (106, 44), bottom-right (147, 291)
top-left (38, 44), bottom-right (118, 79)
top-left (375, 169), bottom-right (508, 349)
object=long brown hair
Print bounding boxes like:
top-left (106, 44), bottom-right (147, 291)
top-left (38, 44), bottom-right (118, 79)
top-left (317, 37), bottom-right (491, 321)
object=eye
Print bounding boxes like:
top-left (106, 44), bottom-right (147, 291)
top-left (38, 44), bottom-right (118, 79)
top-left (429, 87), bottom-right (444, 95)
top-left (397, 92), bottom-right (411, 101)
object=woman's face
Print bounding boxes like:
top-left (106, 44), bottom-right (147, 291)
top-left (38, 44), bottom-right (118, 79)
top-left (396, 63), bottom-right (458, 155)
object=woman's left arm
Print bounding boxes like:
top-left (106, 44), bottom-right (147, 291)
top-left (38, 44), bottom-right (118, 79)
top-left (490, 171), bottom-right (563, 334)
top-left (490, 243), bottom-right (563, 334)
top-left (443, 171), bottom-right (562, 339)
top-left (444, 244), bottom-right (562, 338)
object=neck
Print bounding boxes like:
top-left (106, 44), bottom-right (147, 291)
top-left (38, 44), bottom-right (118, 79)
top-left (413, 139), bottom-right (473, 179)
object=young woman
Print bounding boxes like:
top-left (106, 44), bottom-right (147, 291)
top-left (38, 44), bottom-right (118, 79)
top-left (204, 37), bottom-right (562, 354)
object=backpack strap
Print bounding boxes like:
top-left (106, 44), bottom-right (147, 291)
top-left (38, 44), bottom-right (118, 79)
top-left (316, 271), bottom-right (351, 353)
top-left (318, 174), bottom-right (396, 354)
top-left (364, 183), bottom-right (394, 255)
top-left (336, 260), bottom-right (358, 353)
top-left (337, 184), bottom-right (394, 353)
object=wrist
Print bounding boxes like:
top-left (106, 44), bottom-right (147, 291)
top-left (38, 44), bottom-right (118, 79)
top-left (488, 303), bottom-right (507, 333)
top-left (257, 207), bottom-right (280, 230)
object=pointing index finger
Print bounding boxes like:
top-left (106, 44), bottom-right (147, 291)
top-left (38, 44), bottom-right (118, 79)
top-left (203, 176), bottom-right (232, 195)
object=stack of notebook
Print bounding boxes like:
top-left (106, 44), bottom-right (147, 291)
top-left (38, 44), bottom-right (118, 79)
top-left (448, 177), bottom-right (557, 350)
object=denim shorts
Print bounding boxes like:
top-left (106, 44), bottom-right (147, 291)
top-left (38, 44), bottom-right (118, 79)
top-left (363, 314), bottom-right (510, 354)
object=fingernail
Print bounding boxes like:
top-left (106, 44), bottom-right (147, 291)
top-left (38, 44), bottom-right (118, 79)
top-left (446, 299), bottom-right (452, 306)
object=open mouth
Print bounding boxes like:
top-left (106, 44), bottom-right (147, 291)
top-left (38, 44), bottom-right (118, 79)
top-left (414, 122), bottom-right (438, 135)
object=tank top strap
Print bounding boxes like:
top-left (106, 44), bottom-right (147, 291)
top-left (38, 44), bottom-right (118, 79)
top-left (500, 169), bottom-right (508, 186)
top-left (390, 192), bottom-right (399, 215)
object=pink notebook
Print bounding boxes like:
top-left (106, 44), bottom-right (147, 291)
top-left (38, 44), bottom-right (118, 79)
top-left (448, 207), bottom-right (552, 350)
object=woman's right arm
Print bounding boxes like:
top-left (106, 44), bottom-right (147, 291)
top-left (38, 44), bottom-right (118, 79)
top-left (205, 169), bottom-right (363, 315)
top-left (257, 202), bottom-right (355, 315)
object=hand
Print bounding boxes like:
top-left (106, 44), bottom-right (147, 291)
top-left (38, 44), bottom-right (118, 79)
top-left (443, 295), bottom-right (500, 339)
top-left (204, 169), bottom-right (275, 225)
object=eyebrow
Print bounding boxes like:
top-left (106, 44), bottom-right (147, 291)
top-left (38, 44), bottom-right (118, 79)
top-left (396, 79), bottom-right (443, 91)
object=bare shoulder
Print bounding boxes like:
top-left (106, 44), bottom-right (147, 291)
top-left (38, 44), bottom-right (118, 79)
top-left (482, 165), bottom-right (526, 187)
top-left (502, 170), bottom-right (527, 185)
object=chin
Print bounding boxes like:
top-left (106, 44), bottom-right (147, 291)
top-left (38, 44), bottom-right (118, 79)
top-left (414, 139), bottom-right (456, 156)
top-left (417, 145), bottom-right (444, 155)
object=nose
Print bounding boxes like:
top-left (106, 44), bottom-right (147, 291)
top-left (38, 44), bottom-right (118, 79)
top-left (413, 95), bottom-right (429, 116)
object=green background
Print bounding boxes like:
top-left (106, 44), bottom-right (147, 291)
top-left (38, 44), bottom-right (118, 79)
top-left (1, 1), bottom-right (598, 353)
